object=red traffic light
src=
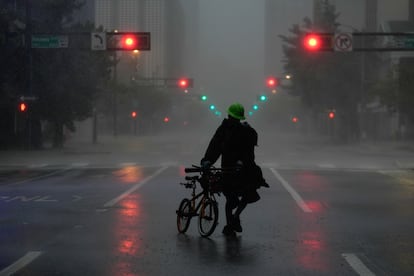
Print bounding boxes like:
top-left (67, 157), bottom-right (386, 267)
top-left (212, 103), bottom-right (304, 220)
top-left (292, 116), bottom-right (298, 123)
top-left (178, 79), bottom-right (188, 88)
top-left (266, 77), bottom-right (277, 87)
top-left (121, 35), bottom-right (138, 50)
top-left (107, 32), bottom-right (151, 51)
top-left (131, 111), bottom-right (137, 118)
top-left (177, 78), bottom-right (193, 89)
top-left (305, 35), bottom-right (320, 50)
top-left (19, 102), bottom-right (27, 112)
top-left (328, 111), bottom-right (335, 119)
top-left (303, 33), bottom-right (333, 51)
top-left (163, 117), bottom-right (170, 123)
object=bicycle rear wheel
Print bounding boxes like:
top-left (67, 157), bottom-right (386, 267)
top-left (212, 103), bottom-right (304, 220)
top-left (198, 199), bottom-right (218, 237)
top-left (176, 198), bottom-right (192, 233)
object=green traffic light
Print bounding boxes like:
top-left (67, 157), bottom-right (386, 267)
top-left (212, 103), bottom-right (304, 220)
top-left (201, 95), bottom-right (207, 101)
top-left (260, 95), bottom-right (267, 101)
top-left (209, 105), bottom-right (215, 110)
top-left (253, 104), bottom-right (259, 110)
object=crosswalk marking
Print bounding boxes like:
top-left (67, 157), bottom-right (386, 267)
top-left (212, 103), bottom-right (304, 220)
top-left (342, 253), bottom-right (376, 276)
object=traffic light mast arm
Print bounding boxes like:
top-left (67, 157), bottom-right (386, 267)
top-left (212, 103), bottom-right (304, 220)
top-left (303, 32), bottom-right (414, 52)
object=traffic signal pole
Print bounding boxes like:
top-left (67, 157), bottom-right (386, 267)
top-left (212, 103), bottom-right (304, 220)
top-left (25, 0), bottom-right (33, 149)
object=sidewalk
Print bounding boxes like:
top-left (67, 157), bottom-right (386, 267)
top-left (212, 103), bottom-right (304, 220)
top-left (0, 132), bottom-right (413, 169)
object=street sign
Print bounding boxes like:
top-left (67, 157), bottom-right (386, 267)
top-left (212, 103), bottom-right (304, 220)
top-left (334, 33), bottom-right (353, 52)
top-left (404, 38), bottom-right (414, 48)
top-left (31, 35), bottom-right (68, 48)
top-left (91, 32), bottom-right (106, 50)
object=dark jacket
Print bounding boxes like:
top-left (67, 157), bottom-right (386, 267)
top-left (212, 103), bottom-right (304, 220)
top-left (202, 118), bottom-right (257, 168)
top-left (202, 118), bottom-right (263, 203)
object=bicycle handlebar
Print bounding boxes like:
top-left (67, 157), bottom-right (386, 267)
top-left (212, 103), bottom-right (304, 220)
top-left (184, 165), bottom-right (241, 173)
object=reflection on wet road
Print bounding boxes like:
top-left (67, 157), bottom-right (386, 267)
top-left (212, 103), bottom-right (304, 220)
top-left (0, 164), bottom-right (412, 275)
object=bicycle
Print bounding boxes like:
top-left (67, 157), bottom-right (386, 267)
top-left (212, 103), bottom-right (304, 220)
top-left (176, 165), bottom-right (228, 237)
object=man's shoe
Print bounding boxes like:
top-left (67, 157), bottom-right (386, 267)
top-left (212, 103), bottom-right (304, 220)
top-left (231, 216), bottom-right (242, 233)
top-left (222, 225), bottom-right (236, 236)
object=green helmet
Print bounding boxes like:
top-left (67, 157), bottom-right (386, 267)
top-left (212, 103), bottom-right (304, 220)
top-left (227, 103), bottom-right (245, 120)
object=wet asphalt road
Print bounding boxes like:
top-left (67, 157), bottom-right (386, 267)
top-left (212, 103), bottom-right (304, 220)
top-left (0, 132), bottom-right (413, 275)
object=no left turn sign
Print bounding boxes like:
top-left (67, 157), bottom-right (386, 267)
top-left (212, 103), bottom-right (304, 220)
top-left (334, 33), bottom-right (353, 52)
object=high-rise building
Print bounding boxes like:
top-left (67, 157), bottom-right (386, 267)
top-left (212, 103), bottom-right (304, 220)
top-left (94, 0), bottom-right (191, 80)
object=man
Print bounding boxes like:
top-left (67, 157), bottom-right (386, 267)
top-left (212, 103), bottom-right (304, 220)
top-left (201, 103), bottom-right (268, 236)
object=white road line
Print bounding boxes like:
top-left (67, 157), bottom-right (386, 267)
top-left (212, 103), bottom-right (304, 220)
top-left (0, 251), bottom-right (43, 276)
top-left (342, 253), bottom-right (376, 276)
top-left (270, 168), bottom-right (312, 213)
top-left (6, 168), bottom-right (70, 186)
top-left (104, 166), bottom-right (168, 207)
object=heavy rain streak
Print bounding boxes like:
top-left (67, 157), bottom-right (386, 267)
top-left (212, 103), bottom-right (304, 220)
top-left (0, 1), bottom-right (413, 275)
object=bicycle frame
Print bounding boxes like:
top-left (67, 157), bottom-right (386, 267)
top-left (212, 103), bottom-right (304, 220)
top-left (186, 181), bottom-right (217, 217)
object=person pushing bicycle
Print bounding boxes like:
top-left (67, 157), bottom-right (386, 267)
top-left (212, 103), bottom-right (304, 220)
top-left (201, 103), bottom-right (269, 236)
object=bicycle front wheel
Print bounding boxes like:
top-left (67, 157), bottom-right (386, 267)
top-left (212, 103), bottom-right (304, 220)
top-left (176, 198), bottom-right (192, 233)
top-left (198, 199), bottom-right (218, 237)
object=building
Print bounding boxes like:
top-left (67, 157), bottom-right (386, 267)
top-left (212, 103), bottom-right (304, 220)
top-left (94, 0), bottom-right (191, 81)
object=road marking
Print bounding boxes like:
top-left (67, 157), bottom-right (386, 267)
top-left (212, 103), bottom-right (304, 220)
top-left (6, 168), bottom-right (70, 186)
top-left (104, 166), bottom-right (168, 207)
top-left (270, 168), bottom-right (312, 213)
top-left (342, 253), bottom-right (376, 276)
top-left (0, 251), bottom-right (42, 276)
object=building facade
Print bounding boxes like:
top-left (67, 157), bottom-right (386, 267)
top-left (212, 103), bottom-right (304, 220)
top-left (94, 0), bottom-right (190, 80)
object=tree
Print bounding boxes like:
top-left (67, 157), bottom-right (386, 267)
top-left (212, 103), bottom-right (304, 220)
top-left (279, 0), bottom-right (362, 142)
top-left (30, 2), bottom-right (111, 147)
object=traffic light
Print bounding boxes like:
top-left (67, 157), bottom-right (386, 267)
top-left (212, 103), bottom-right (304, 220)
top-left (328, 111), bottom-right (335, 119)
top-left (266, 77), bottom-right (277, 88)
top-left (200, 95), bottom-right (207, 101)
top-left (253, 104), bottom-right (259, 111)
top-left (259, 95), bottom-right (267, 102)
top-left (107, 32), bottom-right (151, 51)
top-left (177, 78), bottom-right (193, 89)
top-left (19, 102), bottom-right (27, 112)
top-left (292, 116), bottom-right (298, 123)
top-left (163, 116), bottom-right (170, 123)
top-left (131, 111), bottom-right (137, 118)
top-left (209, 104), bottom-right (215, 110)
top-left (303, 33), bottom-right (333, 51)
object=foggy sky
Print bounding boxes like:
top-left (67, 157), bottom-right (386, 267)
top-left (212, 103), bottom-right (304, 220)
top-left (194, 0), bottom-right (374, 114)
top-left (198, 0), bottom-right (265, 111)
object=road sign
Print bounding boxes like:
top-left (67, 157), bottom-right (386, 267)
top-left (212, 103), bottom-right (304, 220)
top-left (334, 33), bottom-right (353, 52)
top-left (91, 32), bottom-right (106, 50)
top-left (31, 35), bottom-right (68, 48)
top-left (404, 38), bottom-right (414, 48)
